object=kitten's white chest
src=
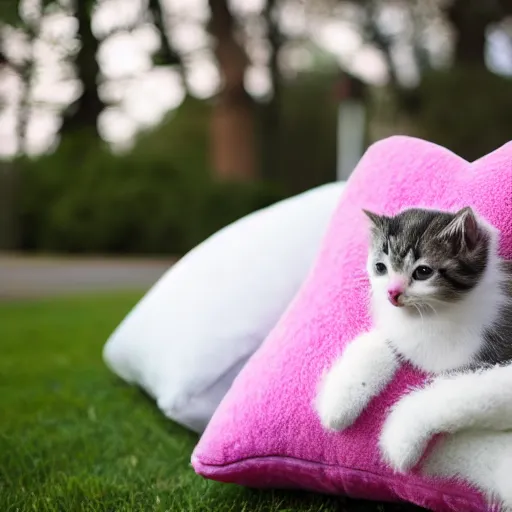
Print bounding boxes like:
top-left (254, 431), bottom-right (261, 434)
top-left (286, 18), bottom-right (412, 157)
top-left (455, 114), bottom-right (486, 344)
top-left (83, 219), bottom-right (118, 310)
top-left (382, 318), bottom-right (483, 373)
top-left (372, 263), bottom-right (505, 374)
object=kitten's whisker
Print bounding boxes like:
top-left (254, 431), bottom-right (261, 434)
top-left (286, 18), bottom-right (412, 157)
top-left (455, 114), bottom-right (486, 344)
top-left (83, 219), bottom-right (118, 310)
top-left (422, 302), bottom-right (433, 314)
top-left (426, 297), bottom-right (447, 307)
top-left (424, 302), bottom-right (439, 317)
top-left (413, 304), bottom-right (424, 324)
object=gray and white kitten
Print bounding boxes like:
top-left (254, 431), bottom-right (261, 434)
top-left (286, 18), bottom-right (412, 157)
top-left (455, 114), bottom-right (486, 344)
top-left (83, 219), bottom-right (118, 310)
top-left (316, 207), bottom-right (512, 504)
top-left (316, 206), bottom-right (512, 433)
top-left (365, 207), bottom-right (512, 373)
top-left (364, 206), bottom-right (512, 372)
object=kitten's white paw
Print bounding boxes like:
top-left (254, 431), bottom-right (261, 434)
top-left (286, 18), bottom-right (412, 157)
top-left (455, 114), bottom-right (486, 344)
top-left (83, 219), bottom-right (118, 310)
top-left (316, 361), bottom-right (371, 431)
top-left (316, 389), bottom-right (361, 432)
top-left (316, 330), bottom-right (398, 432)
top-left (379, 394), bottom-right (431, 473)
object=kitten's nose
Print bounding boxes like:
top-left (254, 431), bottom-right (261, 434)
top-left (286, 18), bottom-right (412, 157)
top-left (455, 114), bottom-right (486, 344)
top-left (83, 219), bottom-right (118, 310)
top-left (387, 289), bottom-right (403, 307)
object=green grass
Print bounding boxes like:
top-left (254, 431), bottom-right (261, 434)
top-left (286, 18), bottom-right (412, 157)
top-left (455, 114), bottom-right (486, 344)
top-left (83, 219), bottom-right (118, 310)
top-left (0, 292), bottom-right (423, 512)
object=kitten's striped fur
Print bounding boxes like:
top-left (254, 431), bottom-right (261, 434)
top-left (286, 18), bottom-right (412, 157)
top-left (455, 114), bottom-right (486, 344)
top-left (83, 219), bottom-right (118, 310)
top-left (365, 207), bottom-right (512, 371)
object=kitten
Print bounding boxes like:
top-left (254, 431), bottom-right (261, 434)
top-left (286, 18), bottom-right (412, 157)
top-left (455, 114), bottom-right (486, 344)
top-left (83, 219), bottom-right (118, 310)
top-left (365, 206), bottom-right (512, 372)
top-left (316, 206), bottom-right (512, 433)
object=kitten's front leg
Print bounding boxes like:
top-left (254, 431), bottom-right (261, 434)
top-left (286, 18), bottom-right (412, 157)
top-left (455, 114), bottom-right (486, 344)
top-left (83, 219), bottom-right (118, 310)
top-left (379, 388), bottom-right (435, 473)
top-left (380, 363), bottom-right (512, 473)
top-left (316, 330), bottom-right (399, 432)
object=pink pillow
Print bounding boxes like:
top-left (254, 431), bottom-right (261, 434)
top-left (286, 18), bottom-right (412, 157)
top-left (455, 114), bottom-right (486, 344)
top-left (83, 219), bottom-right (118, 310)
top-left (192, 137), bottom-right (512, 511)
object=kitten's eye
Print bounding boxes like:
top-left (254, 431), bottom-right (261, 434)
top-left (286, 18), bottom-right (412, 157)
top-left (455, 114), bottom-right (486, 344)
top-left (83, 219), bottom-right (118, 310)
top-left (413, 265), bottom-right (434, 281)
top-left (375, 262), bottom-right (387, 275)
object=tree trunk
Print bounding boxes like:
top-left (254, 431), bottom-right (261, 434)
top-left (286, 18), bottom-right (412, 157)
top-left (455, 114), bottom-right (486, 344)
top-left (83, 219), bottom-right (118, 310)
top-left (446, 0), bottom-right (501, 68)
top-left (261, 0), bottom-right (282, 181)
top-left (60, 0), bottom-right (104, 138)
top-left (208, 0), bottom-right (257, 181)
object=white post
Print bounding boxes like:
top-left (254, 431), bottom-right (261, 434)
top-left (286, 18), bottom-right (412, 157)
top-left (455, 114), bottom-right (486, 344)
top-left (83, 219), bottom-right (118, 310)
top-left (336, 99), bottom-right (366, 181)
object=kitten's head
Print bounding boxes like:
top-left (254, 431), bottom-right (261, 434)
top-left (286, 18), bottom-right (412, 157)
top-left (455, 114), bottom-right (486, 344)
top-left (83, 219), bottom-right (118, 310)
top-left (363, 207), bottom-right (492, 310)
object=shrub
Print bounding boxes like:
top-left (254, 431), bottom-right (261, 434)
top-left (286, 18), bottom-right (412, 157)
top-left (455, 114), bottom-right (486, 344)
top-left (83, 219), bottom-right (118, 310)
top-left (414, 67), bottom-right (512, 161)
top-left (18, 146), bottom-right (283, 255)
top-left (17, 98), bottom-right (285, 255)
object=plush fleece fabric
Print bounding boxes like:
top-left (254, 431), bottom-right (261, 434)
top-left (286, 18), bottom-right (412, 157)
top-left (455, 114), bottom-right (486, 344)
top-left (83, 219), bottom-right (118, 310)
top-left (192, 137), bottom-right (512, 511)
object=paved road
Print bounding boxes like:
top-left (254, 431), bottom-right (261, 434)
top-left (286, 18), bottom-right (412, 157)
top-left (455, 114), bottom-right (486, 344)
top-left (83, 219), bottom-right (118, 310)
top-left (0, 254), bottom-right (175, 300)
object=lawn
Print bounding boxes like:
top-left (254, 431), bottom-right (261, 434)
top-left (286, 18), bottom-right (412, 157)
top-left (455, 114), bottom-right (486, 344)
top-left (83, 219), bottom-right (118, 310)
top-left (0, 292), bottom-right (423, 512)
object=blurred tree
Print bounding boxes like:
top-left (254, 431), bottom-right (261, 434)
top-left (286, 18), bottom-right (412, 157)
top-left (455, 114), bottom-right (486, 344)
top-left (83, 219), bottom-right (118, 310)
top-left (416, 0), bottom-right (512, 160)
top-left (18, 12), bottom-right (41, 154)
top-left (260, 0), bottom-right (284, 180)
top-left (353, 0), bottom-right (512, 75)
top-left (149, 0), bottom-right (183, 70)
top-left (0, 0), bottom-right (25, 27)
top-left (357, 0), bottom-right (512, 159)
top-left (0, 0), bottom-right (44, 249)
top-left (445, 0), bottom-right (512, 67)
top-left (4, 0), bottom-right (512, 256)
top-left (0, 160), bottom-right (18, 250)
top-left (60, 0), bottom-right (104, 140)
top-left (0, 0), bottom-right (44, 150)
top-left (208, 0), bottom-right (258, 180)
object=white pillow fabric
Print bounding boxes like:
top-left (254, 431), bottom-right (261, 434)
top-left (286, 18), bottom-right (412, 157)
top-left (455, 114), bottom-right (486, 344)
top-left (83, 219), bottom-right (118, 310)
top-left (103, 182), bottom-right (345, 432)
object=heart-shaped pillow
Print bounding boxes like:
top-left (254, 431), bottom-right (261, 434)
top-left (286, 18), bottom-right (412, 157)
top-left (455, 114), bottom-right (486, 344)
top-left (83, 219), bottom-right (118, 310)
top-left (192, 137), bottom-right (512, 511)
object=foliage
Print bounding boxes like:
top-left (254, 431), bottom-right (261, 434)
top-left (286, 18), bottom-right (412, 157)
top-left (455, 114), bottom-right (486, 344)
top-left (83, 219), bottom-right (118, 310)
top-left (414, 67), bottom-right (512, 161)
top-left (0, 0), bottom-right (21, 26)
top-left (17, 98), bottom-right (285, 255)
top-left (270, 72), bottom-right (338, 193)
top-left (0, 292), bottom-right (424, 511)
top-left (0, 0), bottom-right (61, 27)
top-left (5, 0), bottom-right (512, 256)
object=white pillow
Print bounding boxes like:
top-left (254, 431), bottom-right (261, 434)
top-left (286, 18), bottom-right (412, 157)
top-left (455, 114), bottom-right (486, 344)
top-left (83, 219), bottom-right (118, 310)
top-left (103, 182), bottom-right (345, 432)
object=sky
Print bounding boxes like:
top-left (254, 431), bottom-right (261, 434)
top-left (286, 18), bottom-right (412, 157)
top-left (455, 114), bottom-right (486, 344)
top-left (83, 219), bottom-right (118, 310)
top-left (0, 0), bottom-right (511, 158)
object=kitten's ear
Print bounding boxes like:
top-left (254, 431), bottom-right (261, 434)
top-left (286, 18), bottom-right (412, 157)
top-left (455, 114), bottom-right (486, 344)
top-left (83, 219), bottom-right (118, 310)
top-left (363, 209), bottom-right (386, 229)
top-left (441, 207), bottom-right (479, 251)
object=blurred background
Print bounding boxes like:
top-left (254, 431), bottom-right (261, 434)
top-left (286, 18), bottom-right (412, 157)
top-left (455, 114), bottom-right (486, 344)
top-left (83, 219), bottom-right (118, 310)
top-left (1, 4), bottom-right (512, 507)
top-left (1, 0), bottom-right (512, 262)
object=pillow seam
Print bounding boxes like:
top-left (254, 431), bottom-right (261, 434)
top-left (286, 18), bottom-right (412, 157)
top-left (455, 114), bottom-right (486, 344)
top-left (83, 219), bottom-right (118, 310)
top-left (195, 453), bottom-right (480, 504)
